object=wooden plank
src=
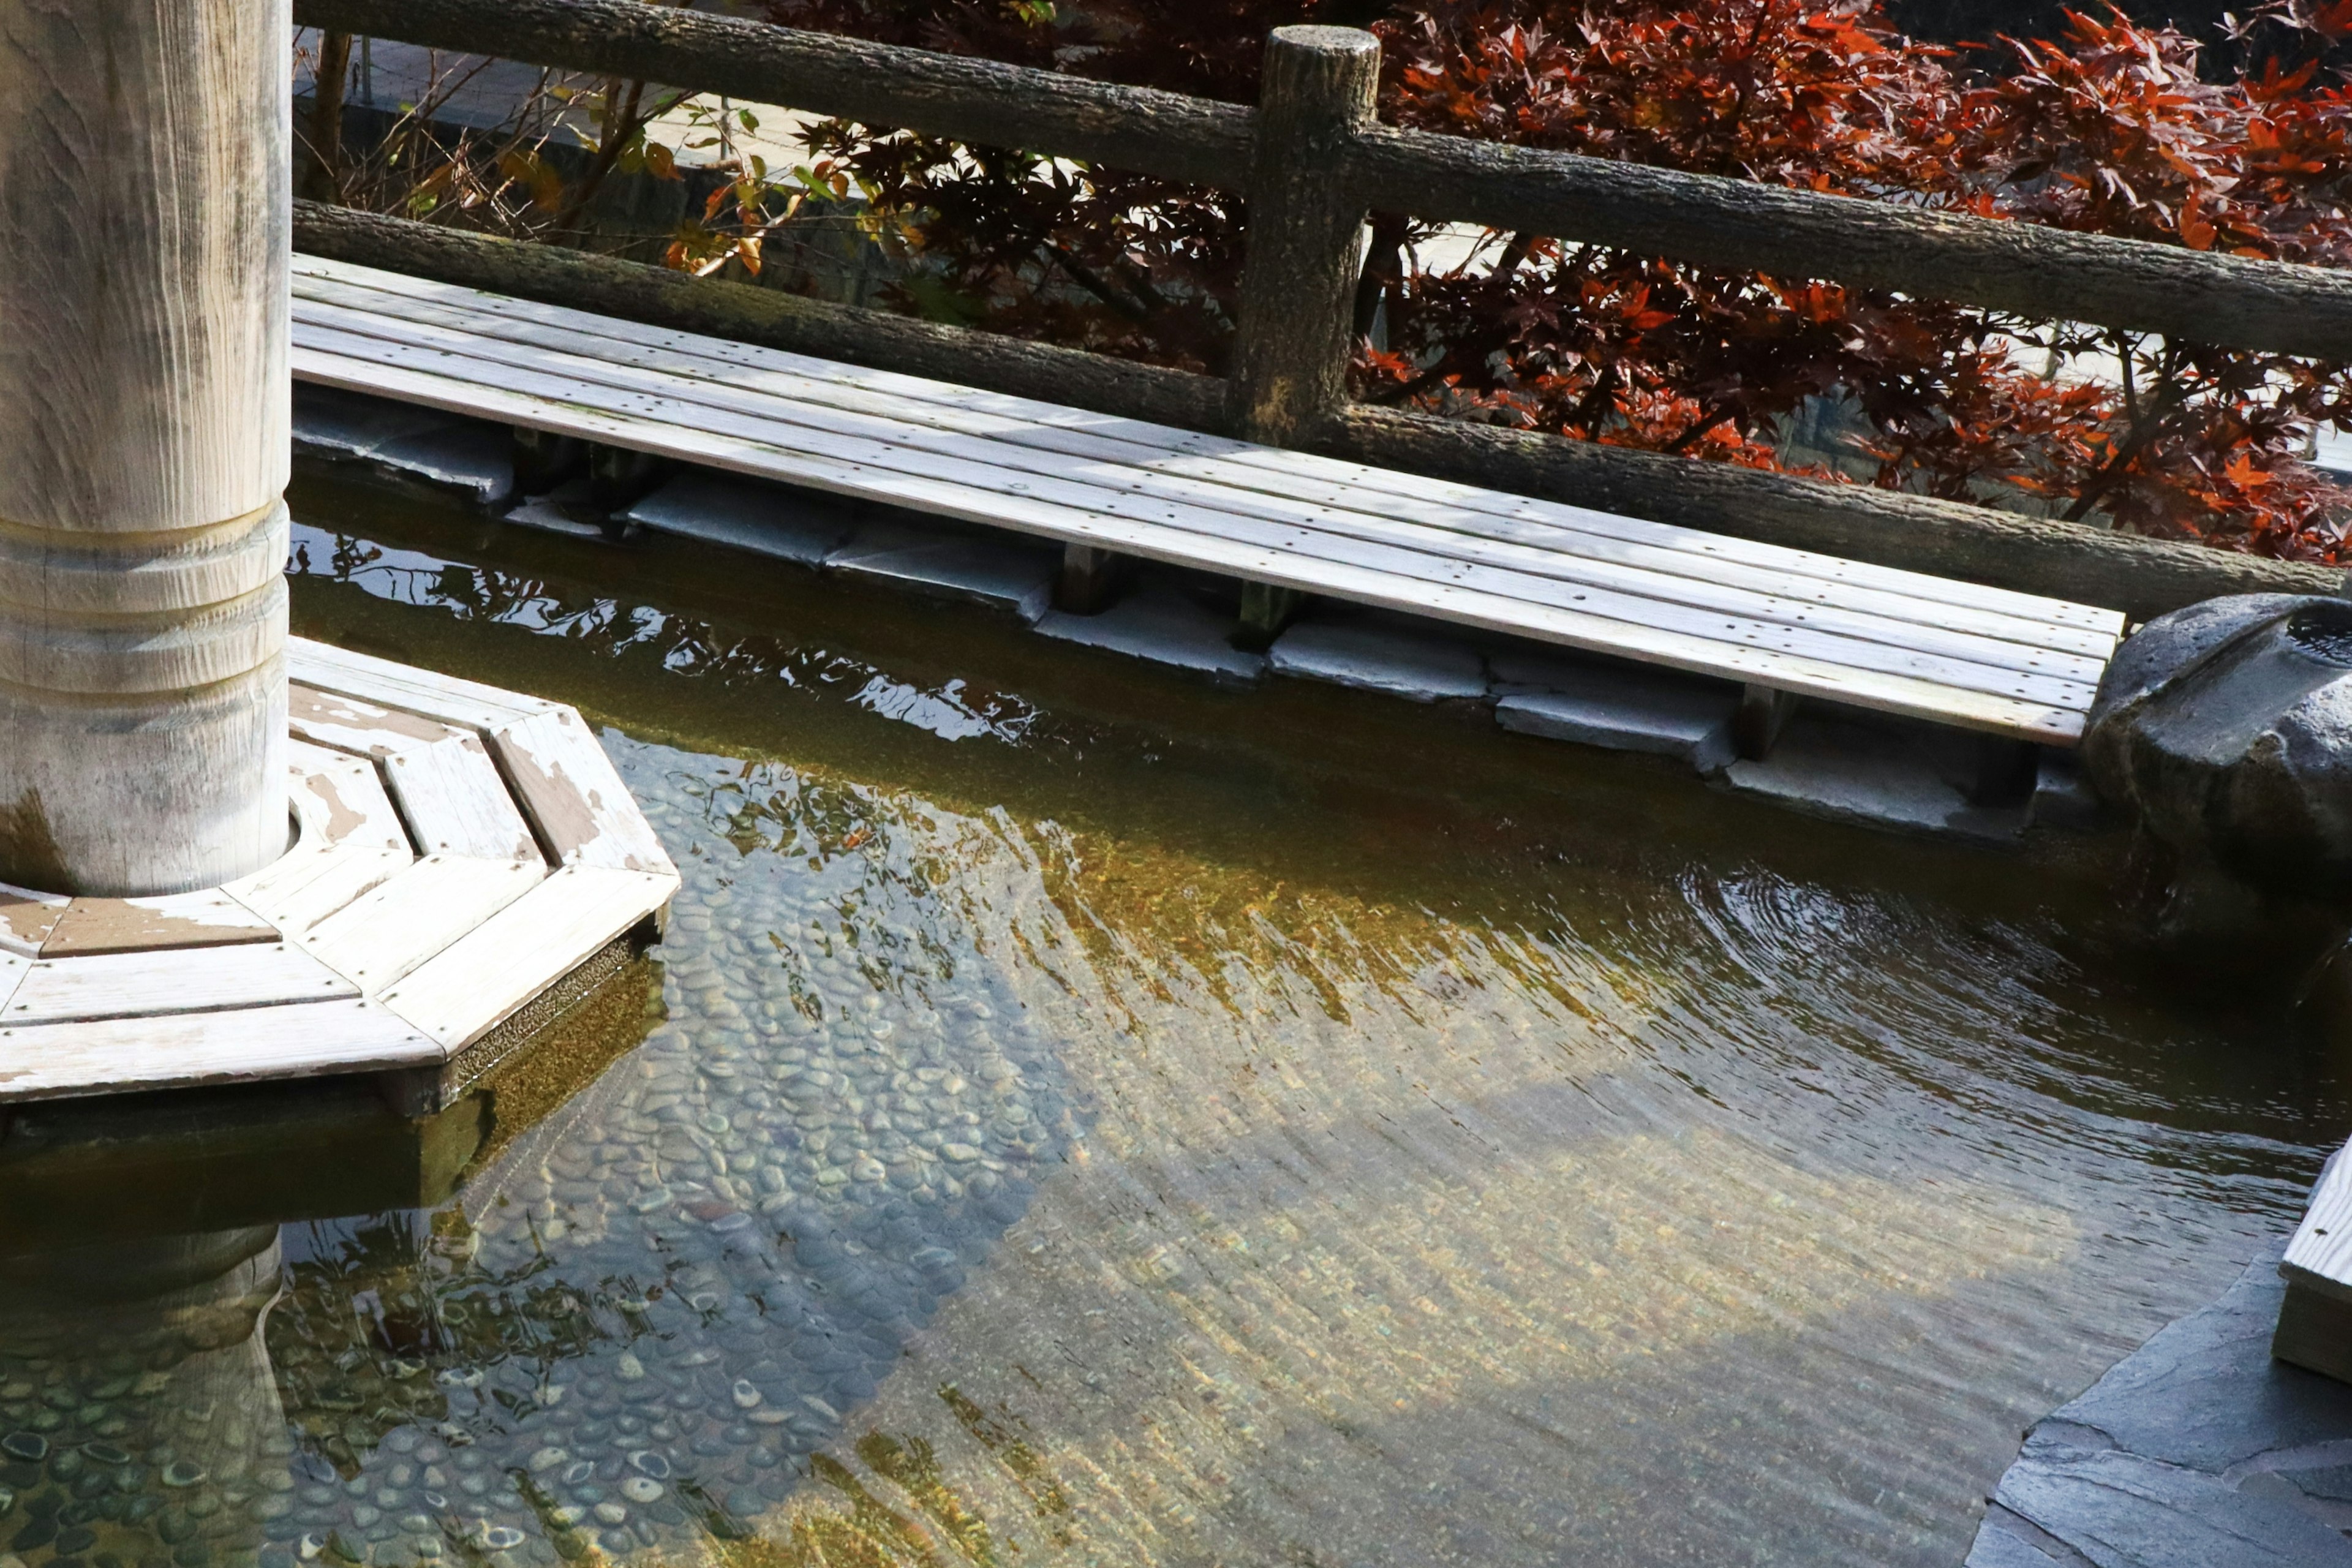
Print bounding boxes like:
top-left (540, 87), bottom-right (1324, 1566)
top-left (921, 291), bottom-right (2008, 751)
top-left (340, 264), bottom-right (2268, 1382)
top-left (0, 955), bottom-right (25, 1018)
top-left (289, 635), bottom-right (557, 729)
top-left (292, 337), bottom-right (2099, 740)
top-left (42, 891), bottom-right (279, 958)
top-left (298, 854), bottom-right (547, 992)
top-left (228, 843), bottom-right (412, 940)
top-left (383, 735), bottom-right (543, 861)
top-left (0, 998), bottom-right (438, 1104)
top-left (296, 257), bottom-right (2127, 637)
top-left (0, 882), bottom-right (70, 959)
top-left (288, 685), bottom-right (541, 861)
top-left (2285, 1141), bottom-right (2352, 1288)
top-left (4, 943), bottom-right (356, 1026)
top-left (492, 708), bottom-right (676, 876)
top-left (297, 272), bottom-right (2116, 659)
top-left (291, 741), bottom-right (410, 850)
top-left (295, 299), bottom-right (2112, 677)
top-left (223, 750), bottom-right (415, 937)
top-left (291, 326), bottom-right (2106, 707)
top-left (379, 865), bottom-right (677, 1050)
top-left (288, 680), bottom-right (462, 756)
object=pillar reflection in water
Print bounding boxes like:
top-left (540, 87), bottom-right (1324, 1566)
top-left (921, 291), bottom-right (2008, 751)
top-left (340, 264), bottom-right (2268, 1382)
top-left (0, 1229), bottom-right (292, 1568)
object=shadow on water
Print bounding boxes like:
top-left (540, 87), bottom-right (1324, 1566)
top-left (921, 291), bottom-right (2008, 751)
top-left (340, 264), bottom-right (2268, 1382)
top-left (3, 457), bottom-right (2351, 1568)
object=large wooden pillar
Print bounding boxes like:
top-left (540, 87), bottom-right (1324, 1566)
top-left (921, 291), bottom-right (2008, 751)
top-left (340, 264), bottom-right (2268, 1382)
top-left (0, 0), bottom-right (289, 895)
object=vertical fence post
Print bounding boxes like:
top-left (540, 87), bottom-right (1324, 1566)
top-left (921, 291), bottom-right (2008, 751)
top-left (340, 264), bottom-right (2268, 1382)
top-left (1227, 24), bottom-right (1380, 643)
top-left (0, 0), bottom-right (292, 894)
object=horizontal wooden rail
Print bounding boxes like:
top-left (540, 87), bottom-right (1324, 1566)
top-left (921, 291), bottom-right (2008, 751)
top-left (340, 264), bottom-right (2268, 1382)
top-left (294, 0), bottom-right (2352, 362)
top-left (1348, 129), bottom-right (2352, 364)
top-left (292, 0), bottom-right (1253, 190)
top-left (292, 203), bottom-right (2344, 621)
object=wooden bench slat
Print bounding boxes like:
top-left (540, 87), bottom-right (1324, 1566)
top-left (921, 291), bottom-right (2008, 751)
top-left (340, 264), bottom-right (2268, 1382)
top-left (293, 332), bottom-right (2099, 718)
top-left (296, 256), bottom-right (2122, 638)
top-left (296, 337), bottom-right (2084, 742)
top-left (5, 942), bottom-right (357, 1027)
top-left (295, 293), bottom-right (2112, 685)
top-left (294, 273), bottom-right (2114, 662)
top-left (0, 998), bottom-right (437, 1102)
top-left (298, 854), bottom-right (548, 993)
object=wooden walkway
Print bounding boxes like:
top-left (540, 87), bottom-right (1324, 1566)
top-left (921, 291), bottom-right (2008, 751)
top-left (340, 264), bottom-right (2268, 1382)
top-left (290, 255), bottom-right (2127, 747)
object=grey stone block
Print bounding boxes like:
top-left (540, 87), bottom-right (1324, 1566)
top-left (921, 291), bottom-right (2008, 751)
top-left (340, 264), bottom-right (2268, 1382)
top-left (1966, 1245), bottom-right (2352, 1567)
top-left (624, 472), bottom-right (853, 567)
top-left (371, 424), bottom-right (516, 506)
top-left (1268, 615), bottom-right (1487, 702)
top-left (1493, 658), bottom-right (1739, 772)
top-left (1032, 586), bottom-right (1264, 686)
top-left (2032, 748), bottom-right (2108, 834)
top-left (1722, 707), bottom-right (2028, 844)
top-left (503, 483), bottom-right (610, 541)
top-left (292, 383), bottom-right (456, 459)
top-left (826, 519), bottom-right (1058, 621)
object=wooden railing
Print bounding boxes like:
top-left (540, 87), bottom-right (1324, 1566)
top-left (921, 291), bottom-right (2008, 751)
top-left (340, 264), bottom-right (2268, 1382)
top-left (288, 0), bottom-right (2350, 617)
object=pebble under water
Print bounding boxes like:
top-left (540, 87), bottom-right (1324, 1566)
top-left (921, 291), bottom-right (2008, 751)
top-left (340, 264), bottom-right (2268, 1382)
top-left (1, 468), bottom-right (2347, 1568)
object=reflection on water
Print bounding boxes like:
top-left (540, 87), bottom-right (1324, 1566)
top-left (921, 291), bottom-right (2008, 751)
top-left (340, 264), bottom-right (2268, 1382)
top-left (1, 470), bottom-right (2345, 1568)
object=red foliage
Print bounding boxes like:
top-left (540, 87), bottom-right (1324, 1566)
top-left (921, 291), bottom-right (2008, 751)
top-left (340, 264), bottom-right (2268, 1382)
top-left (757, 0), bottom-right (2352, 562)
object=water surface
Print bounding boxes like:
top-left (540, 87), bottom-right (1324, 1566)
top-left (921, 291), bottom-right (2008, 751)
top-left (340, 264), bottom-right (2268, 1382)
top-left (0, 465), bottom-right (2342, 1568)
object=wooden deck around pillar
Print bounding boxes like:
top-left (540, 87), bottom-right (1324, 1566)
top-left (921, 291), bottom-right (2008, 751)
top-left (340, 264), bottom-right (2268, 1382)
top-left (0, 639), bottom-right (679, 1110)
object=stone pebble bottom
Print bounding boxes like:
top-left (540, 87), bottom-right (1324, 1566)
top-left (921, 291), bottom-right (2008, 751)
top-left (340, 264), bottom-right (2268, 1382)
top-left (0, 743), bottom-right (1079, 1568)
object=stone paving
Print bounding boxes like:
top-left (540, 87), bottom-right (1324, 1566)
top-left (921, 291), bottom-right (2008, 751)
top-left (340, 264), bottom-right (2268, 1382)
top-left (1968, 1243), bottom-right (2352, 1567)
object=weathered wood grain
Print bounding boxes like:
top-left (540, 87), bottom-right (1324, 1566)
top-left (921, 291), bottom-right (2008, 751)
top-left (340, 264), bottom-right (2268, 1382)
top-left (288, 685), bottom-right (541, 861)
top-left (1325, 407), bottom-right (2346, 623)
top-left (290, 637), bottom-right (556, 731)
top-left (295, 206), bottom-right (2342, 619)
top-left (378, 865), bottom-right (676, 1050)
top-left (42, 891), bottom-right (281, 958)
top-left (0, 0), bottom-right (291, 894)
top-left (491, 710), bottom-right (674, 876)
top-left (298, 854), bottom-right (547, 992)
top-left (1228, 28), bottom-right (1379, 448)
top-left (293, 0), bottom-right (1253, 189)
top-left (294, 306), bottom-right (2105, 741)
top-left (288, 740), bottom-right (410, 851)
top-left (296, 277), bottom-right (2118, 676)
top-left (1349, 123), bottom-right (2352, 365)
top-left (293, 205), bottom-right (1227, 434)
top-left (299, 259), bottom-right (2127, 640)
top-left (0, 881), bottom-right (69, 959)
top-left (5, 943), bottom-right (355, 1026)
top-left (0, 998), bottom-right (435, 1104)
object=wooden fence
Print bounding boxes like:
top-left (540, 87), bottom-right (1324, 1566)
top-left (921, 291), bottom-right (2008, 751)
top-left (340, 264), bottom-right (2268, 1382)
top-left (289, 0), bottom-right (2351, 618)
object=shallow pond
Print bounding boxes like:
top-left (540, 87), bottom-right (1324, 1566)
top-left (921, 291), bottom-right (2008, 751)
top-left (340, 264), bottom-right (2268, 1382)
top-left (1, 464), bottom-right (2345, 1568)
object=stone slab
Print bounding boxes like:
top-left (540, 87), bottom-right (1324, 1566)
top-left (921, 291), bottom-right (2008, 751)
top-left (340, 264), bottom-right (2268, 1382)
top-left (1268, 612), bottom-right (1488, 703)
top-left (371, 423), bottom-right (517, 506)
top-left (1033, 586), bottom-right (1265, 686)
top-left (2032, 747), bottom-right (2109, 834)
top-left (624, 470), bottom-right (855, 567)
top-left (1491, 652), bottom-right (1740, 772)
top-left (292, 382), bottom-right (456, 459)
top-left (504, 481), bottom-right (612, 541)
top-left (1722, 707), bottom-right (2028, 845)
top-left (826, 519), bottom-right (1058, 622)
top-left (1967, 1243), bottom-right (2352, 1566)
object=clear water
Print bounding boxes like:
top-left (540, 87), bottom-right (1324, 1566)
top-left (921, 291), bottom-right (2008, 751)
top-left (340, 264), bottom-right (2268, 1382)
top-left (0, 463), bottom-right (2344, 1568)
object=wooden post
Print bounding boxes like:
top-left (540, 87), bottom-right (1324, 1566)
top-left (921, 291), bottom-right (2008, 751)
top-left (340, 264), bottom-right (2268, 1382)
top-left (0, 0), bottom-right (292, 895)
top-left (1229, 24), bottom-right (1380, 446)
top-left (1227, 25), bottom-right (1380, 643)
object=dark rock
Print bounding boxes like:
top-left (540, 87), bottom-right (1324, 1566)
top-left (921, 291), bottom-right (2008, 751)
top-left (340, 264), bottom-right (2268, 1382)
top-left (1967, 1243), bottom-right (2352, 1565)
top-left (2084, 594), bottom-right (2352, 898)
